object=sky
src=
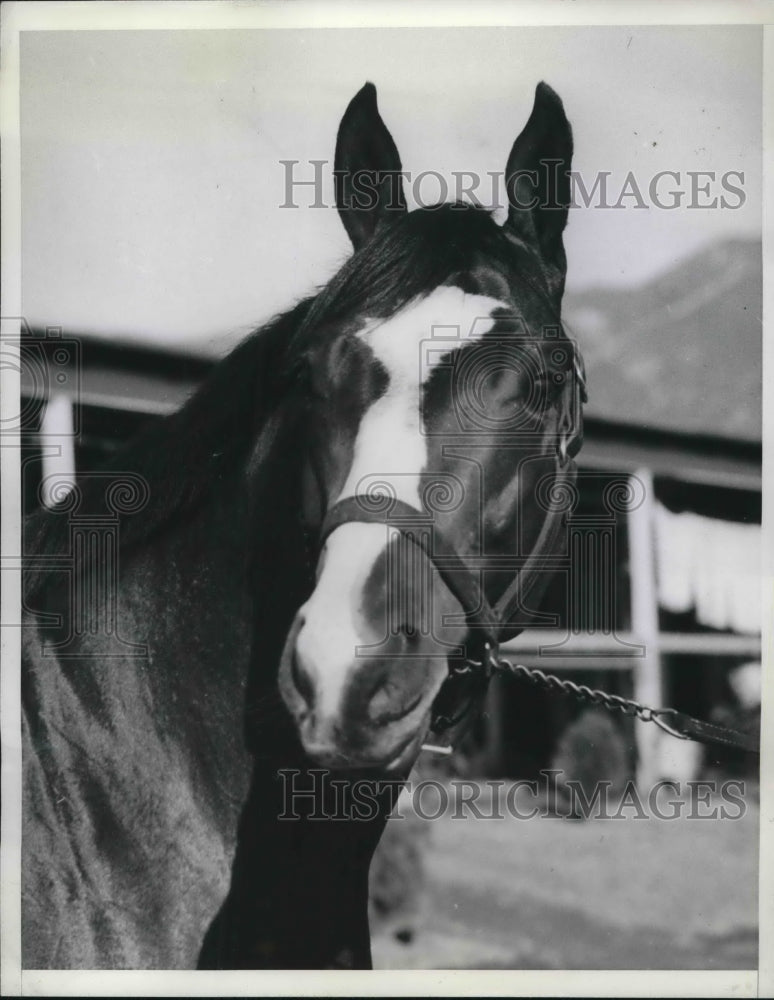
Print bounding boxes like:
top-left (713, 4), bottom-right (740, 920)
top-left (20, 25), bottom-right (762, 354)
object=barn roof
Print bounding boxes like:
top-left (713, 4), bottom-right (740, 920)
top-left (563, 239), bottom-right (761, 443)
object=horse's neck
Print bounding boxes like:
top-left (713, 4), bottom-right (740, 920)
top-left (20, 473), bottom-right (262, 966)
top-left (24, 474), bottom-right (255, 814)
top-left (25, 398), bottom-right (312, 765)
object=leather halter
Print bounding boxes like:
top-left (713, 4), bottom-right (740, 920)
top-left (318, 352), bottom-right (587, 665)
top-left (314, 354), bottom-right (760, 757)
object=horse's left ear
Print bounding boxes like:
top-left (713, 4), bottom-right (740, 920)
top-left (504, 83), bottom-right (573, 288)
top-left (334, 82), bottom-right (407, 250)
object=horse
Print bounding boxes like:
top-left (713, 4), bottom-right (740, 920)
top-left (21, 80), bottom-right (583, 969)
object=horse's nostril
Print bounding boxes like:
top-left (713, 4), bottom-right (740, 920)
top-left (368, 678), bottom-right (424, 726)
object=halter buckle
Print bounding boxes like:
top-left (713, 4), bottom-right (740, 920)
top-left (457, 641), bottom-right (500, 679)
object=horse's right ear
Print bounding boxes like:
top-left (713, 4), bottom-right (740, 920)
top-left (504, 83), bottom-right (573, 291)
top-left (334, 83), bottom-right (407, 250)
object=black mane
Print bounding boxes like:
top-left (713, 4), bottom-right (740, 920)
top-left (23, 204), bottom-right (525, 600)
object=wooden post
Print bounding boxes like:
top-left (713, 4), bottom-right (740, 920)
top-left (627, 467), bottom-right (663, 789)
top-left (40, 393), bottom-right (76, 507)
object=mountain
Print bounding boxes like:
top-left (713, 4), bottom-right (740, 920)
top-left (563, 239), bottom-right (761, 442)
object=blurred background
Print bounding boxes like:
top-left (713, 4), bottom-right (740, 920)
top-left (18, 24), bottom-right (761, 970)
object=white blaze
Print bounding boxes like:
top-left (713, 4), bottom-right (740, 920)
top-left (338, 286), bottom-right (506, 507)
top-left (295, 286), bottom-right (507, 720)
top-left (295, 522), bottom-right (397, 720)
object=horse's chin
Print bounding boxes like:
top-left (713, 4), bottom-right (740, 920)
top-left (373, 726), bottom-right (426, 773)
top-left (296, 711), bottom-right (430, 774)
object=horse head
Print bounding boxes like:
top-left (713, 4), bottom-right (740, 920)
top-left (278, 82), bottom-right (583, 772)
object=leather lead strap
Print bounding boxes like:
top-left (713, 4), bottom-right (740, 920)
top-left (650, 708), bottom-right (759, 753)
